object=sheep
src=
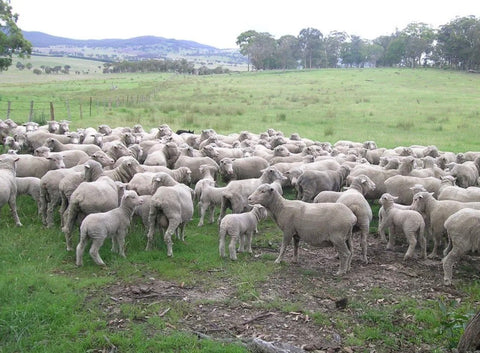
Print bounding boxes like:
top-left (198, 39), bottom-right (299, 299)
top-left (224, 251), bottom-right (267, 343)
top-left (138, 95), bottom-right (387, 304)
top-left (315, 174), bottom-right (376, 264)
top-left (247, 184), bottom-right (356, 275)
top-left (442, 208), bottom-right (480, 285)
top-left (43, 137), bottom-right (102, 156)
top-left (33, 147), bottom-right (90, 168)
top-left (218, 166), bottom-right (286, 222)
top-left (193, 164), bottom-right (219, 201)
top-left (90, 150), bottom-right (115, 168)
top-left (102, 140), bottom-right (133, 162)
top-left (384, 175), bottom-right (442, 205)
top-left (75, 190), bottom-right (143, 266)
top-left (219, 204), bottom-right (268, 260)
top-left (59, 160), bottom-right (105, 227)
top-left (438, 177), bottom-right (480, 202)
top-left (16, 176), bottom-right (41, 214)
top-left (411, 191), bottom-right (480, 258)
top-left (62, 175), bottom-right (123, 251)
top-left (139, 165), bottom-right (192, 185)
top-left (25, 130), bottom-right (80, 152)
top-left (39, 166), bottom-right (85, 228)
top-left (173, 153), bottom-right (219, 185)
top-left (347, 164), bottom-right (399, 200)
top-left (15, 153), bottom-right (66, 179)
top-left (0, 154), bottom-right (22, 226)
top-left (146, 174), bottom-right (194, 257)
top-left (218, 156), bottom-right (269, 182)
top-left (378, 193), bottom-right (426, 260)
top-left (201, 144), bottom-right (244, 163)
top-left (446, 157), bottom-right (480, 188)
top-left (197, 182), bottom-right (226, 226)
top-left (296, 165), bottom-right (350, 202)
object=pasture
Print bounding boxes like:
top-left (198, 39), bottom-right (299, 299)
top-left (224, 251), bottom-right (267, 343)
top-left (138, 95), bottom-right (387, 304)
top-left (1, 67), bottom-right (480, 353)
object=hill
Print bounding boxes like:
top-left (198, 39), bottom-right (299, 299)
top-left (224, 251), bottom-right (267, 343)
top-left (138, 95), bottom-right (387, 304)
top-left (22, 31), bottom-right (247, 68)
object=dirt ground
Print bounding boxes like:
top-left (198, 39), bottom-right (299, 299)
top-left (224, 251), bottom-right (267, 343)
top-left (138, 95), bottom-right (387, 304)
top-left (97, 235), bottom-right (479, 353)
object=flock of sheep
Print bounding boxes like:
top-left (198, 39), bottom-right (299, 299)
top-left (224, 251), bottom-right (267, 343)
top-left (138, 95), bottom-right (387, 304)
top-left (1, 118), bottom-right (479, 285)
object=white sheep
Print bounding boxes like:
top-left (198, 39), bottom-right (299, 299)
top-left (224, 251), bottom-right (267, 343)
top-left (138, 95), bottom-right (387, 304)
top-left (76, 190), bottom-right (143, 266)
top-left (219, 204), bottom-right (268, 260)
top-left (379, 193), bottom-right (426, 260)
top-left (16, 176), bottom-right (41, 214)
top-left (197, 182), bottom-right (226, 227)
top-left (0, 154), bottom-right (22, 226)
top-left (442, 208), bottom-right (480, 285)
top-left (247, 184), bottom-right (357, 275)
top-left (15, 153), bottom-right (66, 179)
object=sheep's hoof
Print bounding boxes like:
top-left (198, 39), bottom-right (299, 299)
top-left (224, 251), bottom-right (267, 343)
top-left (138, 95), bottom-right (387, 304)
top-left (16, 222), bottom-right (23, 227)
top-left (427, 253), bottom-right (438, 259)
top-left (335, 270), bottom-right (346, 276)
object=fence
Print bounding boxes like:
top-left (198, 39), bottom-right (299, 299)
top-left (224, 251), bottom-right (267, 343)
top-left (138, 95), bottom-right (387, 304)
top-left (2, 94), bottom-right (157, 123)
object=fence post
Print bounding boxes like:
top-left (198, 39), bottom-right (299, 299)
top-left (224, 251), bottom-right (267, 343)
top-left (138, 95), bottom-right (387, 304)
top-left (7, 101), bottom-right (11, 119)
top-left (50, 102), bottom-right (55, 121)
top-left (66, 100), bottom-right (71, 120)
top-left (29, 101), bottom-right (34, 121)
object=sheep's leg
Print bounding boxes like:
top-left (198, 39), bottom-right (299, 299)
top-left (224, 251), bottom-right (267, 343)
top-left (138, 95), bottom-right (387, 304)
top-left (378, 214), bottom-right (388, 243)
top-left (403, 232), bottom-right (417, 260)
top-left (218, 228), bottom-right (227, 258)
top-left (332, 237), bottom-right (351, 276)
top-left (8, 196), bottom-right (22, 227)
top-left (116, 230), bottom-right (127, 258)
top-left (386, 226), bottom-right (395, 251)
top-left (428, 232), bottom-right (441, 259)
top-left (218, 197), bottom-right (228, 224)
top-left (208, 204), bottom-right (216, 224)
top-left (146, 206), bottom-right (157, 250)
top-left (197, 201), bottom-right (206, 227)
top-left (164, 219), bottom-right (180, 257)
top-left (238, 233), bottom-right (245, 253)
top-left (442, 247), bottom-right (462, 286)
top-left (359, 222), bottom-right (369, 264)
top-left (275, 232), bottom-right (293, 264)
top-left (292, 234), bottom-right (300, 263)
top-left (228, 233), bottom-right (238, 261)
top-left (246, 231), bottom-right (253, 254)
top-left (89, 238), bottom-right (106, 266)
top-left (346, 230), bottom-right (354, 271)
top-left (443, 235), bottom-right (453, 258)
top-left (46, 194), bottom-right (61, 228)
top-left (62, 201), bottom-right (78, 251)
top-left (59, 195), bottom-right (68, 228)
top-left (178, 223), bottom-right (186, 241)
top-left (39, 188), bottom-right (48, 226)
top-left (76, 231), bottom-right (88, 266)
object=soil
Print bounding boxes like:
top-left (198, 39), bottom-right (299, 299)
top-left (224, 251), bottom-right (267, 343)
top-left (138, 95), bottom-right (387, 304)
top-left (95, 235), bottom-right (480, 353)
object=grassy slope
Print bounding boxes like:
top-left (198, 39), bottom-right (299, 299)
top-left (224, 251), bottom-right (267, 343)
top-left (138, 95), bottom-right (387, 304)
top-left (1, 67), bottom-right (480, 352)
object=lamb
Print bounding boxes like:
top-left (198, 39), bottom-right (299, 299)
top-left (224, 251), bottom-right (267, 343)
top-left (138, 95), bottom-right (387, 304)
top-left (411, 191), bottom-right (480, 258)
top-left (75, 190), bottom-right (143, 266)
top-left (315, 174), bottom-right (376, 263)
top-left (0, 154), bottom-right (22, 226)
top-left (438, 178), bottom-right (480, 202)
top-left (247, 184), bottom-right (356, 275)
top-left (15, 153), bottom-right (66, 179)
top-left (197, 182), bottom-right (226, 226)
top-left (378, 193), bottom-right (426, 260)
top-left (218, 204), bottom-right (268, 260)
top-left (442, 208), bottom-right (480, 285)
top-left (193, 164), bottom-right (219, 201)
top-left (296, 165), bottom-right (350, 202)
top-left (16, 177), bottom-right (41, 214)
top-left (219, 166), bottom-right (286, 222)
top-left (384, 175), bottom-right (442, 205)
top-left (146, 174), bottom-right (194, 257)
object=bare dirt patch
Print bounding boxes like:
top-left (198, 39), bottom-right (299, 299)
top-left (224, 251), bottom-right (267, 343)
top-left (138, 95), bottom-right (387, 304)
top-left (96, 235), bottom-right (478, 352)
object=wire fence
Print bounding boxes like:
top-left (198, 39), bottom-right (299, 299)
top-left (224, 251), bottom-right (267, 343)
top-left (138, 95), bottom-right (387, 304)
top-left (1, 93), bottom-right (158, 123)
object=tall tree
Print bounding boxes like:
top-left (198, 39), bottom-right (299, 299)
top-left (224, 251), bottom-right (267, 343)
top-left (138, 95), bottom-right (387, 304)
top-left (276, 35), bottom-right (300, 70)
top-left (401, 22), bottom-right (435, 67)
top-left (236, 30), bottom-right (258, 71)
top-left (248, 32), bottom-right (277, 70)
top-left (298, 27), bottom-right (323, 69)
top-left (0, 0), bottom-right (31, 71)
top-left (324, 31), bottom-right (347, 67)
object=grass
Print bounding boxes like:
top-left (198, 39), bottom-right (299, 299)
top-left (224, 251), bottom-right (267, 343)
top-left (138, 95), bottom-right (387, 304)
top-left (2, 65), bottom-right (480, 352)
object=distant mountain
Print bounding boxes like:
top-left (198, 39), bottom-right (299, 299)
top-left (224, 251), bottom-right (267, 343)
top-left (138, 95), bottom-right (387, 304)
top-left (22, 31), bottom-right (246, 67)
top-left (22, 31), bottom-right (219, 50)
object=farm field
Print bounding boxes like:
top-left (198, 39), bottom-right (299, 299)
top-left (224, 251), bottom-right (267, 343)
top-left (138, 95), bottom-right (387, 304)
top-left (1, 67), bottom-right (480, 353)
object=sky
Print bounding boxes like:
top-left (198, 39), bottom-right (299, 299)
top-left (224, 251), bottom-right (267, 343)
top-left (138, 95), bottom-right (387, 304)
top-left (9, 0), bottom-right (480, 49)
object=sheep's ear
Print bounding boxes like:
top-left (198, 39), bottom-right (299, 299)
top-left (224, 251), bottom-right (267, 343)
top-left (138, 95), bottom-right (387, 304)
top-left (392, 195), bottom-right (399, 201)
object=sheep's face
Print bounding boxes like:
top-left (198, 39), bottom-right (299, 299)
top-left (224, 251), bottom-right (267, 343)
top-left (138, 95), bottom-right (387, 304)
top-left (248, 184), bottom-right (274, 206)
top-left (379, 193), bottom-right (396, 206)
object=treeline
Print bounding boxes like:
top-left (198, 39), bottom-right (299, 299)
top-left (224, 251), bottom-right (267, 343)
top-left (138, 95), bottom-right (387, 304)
top-left (102, 58), bottom-right (230, 75)
top-left (236, 15), bottom-right (480, 71)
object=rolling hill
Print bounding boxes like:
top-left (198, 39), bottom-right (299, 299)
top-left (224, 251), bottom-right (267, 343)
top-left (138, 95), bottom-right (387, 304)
top-left (22, 31), bottom-right (247, 67)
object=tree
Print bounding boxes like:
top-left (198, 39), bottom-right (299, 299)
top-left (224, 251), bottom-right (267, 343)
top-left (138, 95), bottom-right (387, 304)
top-left (0, 0), bottom-right (32, 71)
top-left (236, 30), bottom-right (258, 71)
top-left (401, 22), bottom-right (435, 67)
top-left (277, 35), bottom-right (300, 70)
top-left (298, 27), bottom-right (323, 69)
top-left (324, 31), bottom-right (347, 67)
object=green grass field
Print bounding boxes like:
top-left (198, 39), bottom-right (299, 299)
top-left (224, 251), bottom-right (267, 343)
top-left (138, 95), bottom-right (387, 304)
top-left (1, 64), bottom-right (480, 352)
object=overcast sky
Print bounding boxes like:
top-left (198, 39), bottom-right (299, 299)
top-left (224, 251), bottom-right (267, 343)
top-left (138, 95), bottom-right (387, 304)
top-left (10, 0), bottom-right (480, 49)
